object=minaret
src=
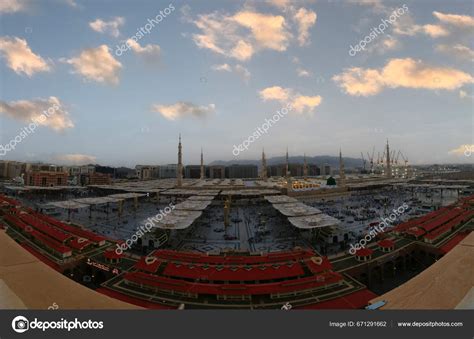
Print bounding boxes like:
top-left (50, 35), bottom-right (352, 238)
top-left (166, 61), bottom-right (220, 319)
top-left (177, 134), bottom-right (183, 187)
top-left (261, 148), bottom-right (267, 180)
top-left (200, 147), bottom-right (205, 180)
top-left (385, 139), bottom-right (392, 178)
top-left (339, 148), bottom-right (346, 187)
top-left (303, 153), bottom-right (308, 179)
top-left (285, 147), bottom-right (289, 177)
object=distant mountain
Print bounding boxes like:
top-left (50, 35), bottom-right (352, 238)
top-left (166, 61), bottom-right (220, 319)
top-left (210, 155), bottom-right (363, 169)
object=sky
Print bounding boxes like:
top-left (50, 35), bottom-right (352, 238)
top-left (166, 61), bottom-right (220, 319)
top-left (0, 0), bottom-right (473, 167)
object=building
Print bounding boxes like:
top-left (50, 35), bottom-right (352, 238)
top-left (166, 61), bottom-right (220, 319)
top-left (26, 171), bottom-right (68, 187)
top-left (67, 165), bottom-right (96, 177)
top-left (208, 165), bottom-right (225, 179)
top-left (308, 164), bottom-right (320, 176)
top-left (84, 172), bottom-right (111, 185)
top-left (321, 164), bottom-right (331, 176)
top-left (185, 165), bottom-right (202, 179)
top-left (160, 164), bottom-right (178, 179)
top-left (289, 164), bottom-right (304, 177)
top-left (135, 165), bottom-right (160, 180)
top-left (226, 164), bottom-right (258, 178)
top-left (267, 164), bottom-right (285, 177)
top-left (0, 161), bottom-right (25, 179)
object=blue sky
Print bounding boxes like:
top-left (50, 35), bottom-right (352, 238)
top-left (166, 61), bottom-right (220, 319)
top-left (0, 0), bottom-right (472, 167)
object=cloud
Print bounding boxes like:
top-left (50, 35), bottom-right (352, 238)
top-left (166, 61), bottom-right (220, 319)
top-left (54, 154), bottom-right (97, 165)
top-left (436, 44), bottom-right (474, 62)
top-left (266, 0), bottom-right (291, 10)
top-left (64, 45), bottom-right (122, 85)
top-left (125, 39), bottom-right (161, 61)
top-left (259, 86), bottom-right (322, 113)
top-left (212, 63), bottom-right (232, 72)
top-left (291, 95), bottom-right (322, 113)
top-left (394, 17), bottom-right (450, 38)
top-left (296, 67), bottom-right (311, 77)
top-left (151, 102), bottom-right (216, 120)
top-left (293, 8), bottom-right (317, 46)
top-left (363, 35), bottom-right (401, 55)
top-left (432, 11), bottom-right (474, 28)
top-left (0, 37), bottom-right (51, 76)
top-left (259, 86), bottom-right (291, 102)
top-left (459, 90), bottom-right (473, 99)
top-left (394, 11), bottom-right (474, 40)
top-left (234, 64), bottom-right (251, 82)
top-left (63, 0), bottom-right (78, 8)
top-left (212, 63), bottom-right (251, 82)
top-left (346, 0), bottom-right (384, 8)
top-left (189, 10), bottom-right (292, 61)
top-left (449, 144), bottom-right (473, 155)
top-left (422, 24), bottom-right (449, 37)
top-left (0, 96), bottom-right (74, 131)
top-left (89, 17), bottom-right (125, 37)
top-left (0, 0), bottom-right (27, 13)
top-left (333, 58), bottom-right (474, 96)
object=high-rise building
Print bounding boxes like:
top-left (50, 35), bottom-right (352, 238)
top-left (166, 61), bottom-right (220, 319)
top-left (321, 164), bottom-right (331, 176)
top-left (160, 164), bottom-right (178, 179)
top-left (185, 165), bottom-right (202, 179)
top-left (267, 165), bottom-right (285, 177)
top-left (136, 165), bottom-right (160, 180)
top-left (303, 154), bottom-right (308, 179)
top-left (208, 166), bottom-right (225, 179)
top-left (339, 149), bottom-right (346, 187)
top-left (260, 148), bottom-right (267, 180)
top-left (200, 148), bottom-right (205, 179)
top-left (226, 164), bottom-right (258, 178)
top-left (177, 135), bottom-right (183, 186)
top-left (0, 161), bottom-right (24, 178)
top-left (386, 139), bottom-right (392, 178)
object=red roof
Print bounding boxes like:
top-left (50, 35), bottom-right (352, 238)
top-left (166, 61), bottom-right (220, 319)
top-left (305, 256), bottom-right (333, 274)
top-left (439, 232), bottom-right (470, 254)
top-left (378, 239), bottom-right (395, 248)
top-left (33, 212), bottom-right (106, 244)
top-left (151, 249), bottom-right (315, 265)
top-left (0, 195), bottom-right (20, 206)
top-left (123, 271), bottom-right (343, 296)
top-left (135, 256), bottom-right (161, 273)
top-left (30, 230), bottom-right (72, 254)
top-left (162, 261), bottom-right (305, 281)
top-left (19, 214), bottom-right (72, 243)
top-left (68, 237), bottom-right (92, 250)
top-left (104, 249), bottom-right (122, 259)
top-left (405, 227), bottom-right (425, 237)
top-left (355, 248), bottom-right (373, 257)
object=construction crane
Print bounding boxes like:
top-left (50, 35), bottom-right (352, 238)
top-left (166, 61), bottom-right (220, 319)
top-left (366, 146), bottom-right (375, 172)
top-left (394, 150), bottom-right (401, 165)
top-left (360, 152), bottom-right (367, 171)
top-left (399, 151), bottom-right (408, 167)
